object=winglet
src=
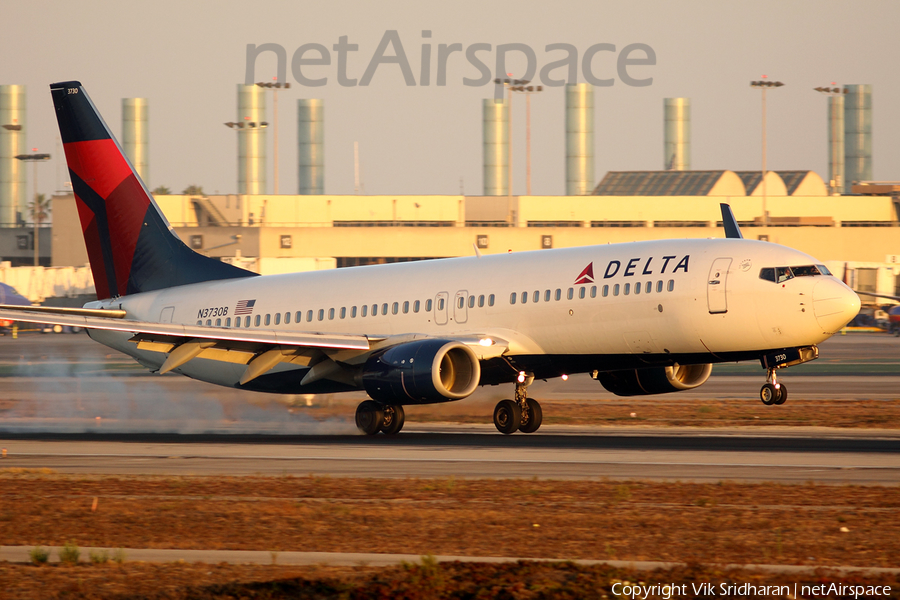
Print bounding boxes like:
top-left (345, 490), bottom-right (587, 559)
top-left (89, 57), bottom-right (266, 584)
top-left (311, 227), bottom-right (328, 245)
top-left (720, 203), bottom-right (743, 239)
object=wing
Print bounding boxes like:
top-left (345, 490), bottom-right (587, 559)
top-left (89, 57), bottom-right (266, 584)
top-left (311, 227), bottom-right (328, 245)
top-left (0, 304), bottom-right (509, 386)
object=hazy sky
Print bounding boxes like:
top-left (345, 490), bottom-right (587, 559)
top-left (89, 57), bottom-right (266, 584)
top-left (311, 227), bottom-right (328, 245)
top-left (2, 0), bottom-right (897, 197)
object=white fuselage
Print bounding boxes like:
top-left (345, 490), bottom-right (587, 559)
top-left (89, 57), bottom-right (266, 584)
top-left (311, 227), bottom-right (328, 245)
top-left (88, 238), bottom-right (858, 392)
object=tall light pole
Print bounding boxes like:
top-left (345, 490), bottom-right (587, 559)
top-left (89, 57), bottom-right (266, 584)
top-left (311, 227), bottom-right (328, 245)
top-left (15, 151), bottom-right (51, 266)
top-left (509, 82), bottom-right (543, 195)
top-left (750, 78), bottom-right (784, 227)
top-left (256, 80), bottom-right (290, 195)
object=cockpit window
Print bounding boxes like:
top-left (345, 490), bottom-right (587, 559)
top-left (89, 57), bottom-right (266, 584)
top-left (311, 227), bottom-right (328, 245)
top-left (775, 267), bottom-right (793, 283)
top-left (791, 265), bottom-right (821, 277)
top-left (761, 264), bottom-right (831, 284)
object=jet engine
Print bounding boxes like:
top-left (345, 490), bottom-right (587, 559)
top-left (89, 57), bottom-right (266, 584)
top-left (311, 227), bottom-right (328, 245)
top-left (361, 339), bottom-right (481, 404)
top-left (597, 363), bottom-right (712, 396)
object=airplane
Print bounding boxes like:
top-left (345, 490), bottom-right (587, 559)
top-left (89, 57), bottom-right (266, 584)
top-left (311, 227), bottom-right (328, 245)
top-left (0, 81), bottom-right (861, 435)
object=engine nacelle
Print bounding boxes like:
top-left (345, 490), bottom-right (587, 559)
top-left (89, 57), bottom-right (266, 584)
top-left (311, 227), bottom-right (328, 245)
top-left (597, 363), bottom-right (713, 397)
top-left (362, 339), bottom-right (481, 404)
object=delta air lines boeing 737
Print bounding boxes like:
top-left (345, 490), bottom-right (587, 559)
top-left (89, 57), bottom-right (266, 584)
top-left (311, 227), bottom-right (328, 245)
top-left (0, 81), bottom-right (861, 435)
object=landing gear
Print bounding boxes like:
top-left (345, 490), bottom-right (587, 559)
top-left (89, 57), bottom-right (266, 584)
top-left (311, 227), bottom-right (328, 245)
top-left (355, 401), bottom-right (407, 435)
top-left (380, 404), bottom-right (405, 435)
top-left (759, 369), bottom-right (788, 406)
top-left (492, 372), bottom-right (544, 434)
top-left (493, 399), bottom-right (521, 435)
top-left (355, 400), bottom-right (383, 435)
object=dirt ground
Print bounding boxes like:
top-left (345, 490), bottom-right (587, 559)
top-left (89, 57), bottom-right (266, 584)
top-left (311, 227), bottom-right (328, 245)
top-left (2, 560), bottom-right (898, 600)
top-left (1, 473), bottom-right (898, 569)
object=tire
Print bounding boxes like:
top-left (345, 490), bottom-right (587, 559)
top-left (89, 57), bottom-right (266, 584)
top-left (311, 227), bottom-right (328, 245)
top-left (380, 405), bottom-right (405, 435)
top-left (760, 383), bottom-right (778, 406)
top-left (518, 398), bottom-right (543, 433)
top-left (493, 399), bottom-right (521, 435)
top-left (774, 384), bottom-right (788, 405)
top-left (355, 400), bottom-right (384, 435)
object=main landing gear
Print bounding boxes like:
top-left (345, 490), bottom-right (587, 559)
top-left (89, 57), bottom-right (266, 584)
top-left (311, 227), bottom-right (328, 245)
top-left (355, 400), bottom-right (405, 435)
top-left (493, 371), bottom-right (543, 435)
top-left (759, 368), bottom-right (788, 406)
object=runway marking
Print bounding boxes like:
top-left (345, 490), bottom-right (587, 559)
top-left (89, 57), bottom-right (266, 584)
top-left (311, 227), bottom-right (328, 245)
top-left (8, 452), bottom-right (900, 471)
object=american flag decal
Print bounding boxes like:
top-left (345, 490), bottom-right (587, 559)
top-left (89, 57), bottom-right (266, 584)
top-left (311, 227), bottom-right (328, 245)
top-left (234, 299), bottom-right (256, 315)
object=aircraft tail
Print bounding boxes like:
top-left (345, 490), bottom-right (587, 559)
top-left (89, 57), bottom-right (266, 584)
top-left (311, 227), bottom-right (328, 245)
top-left (50, 81), bottom-right (255, 300)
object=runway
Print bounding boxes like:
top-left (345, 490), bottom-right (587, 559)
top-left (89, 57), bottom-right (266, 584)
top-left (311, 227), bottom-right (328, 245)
top-left (1, 333), bottom-right (898, 484)
top-left (2, 425), bottom-right (899, 484)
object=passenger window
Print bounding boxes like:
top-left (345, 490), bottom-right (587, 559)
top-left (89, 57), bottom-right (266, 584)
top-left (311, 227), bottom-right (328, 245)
top-left (317, 309), bottom-right (324, 321)
top-left (225, 317), bottom-right (231, 327)
top-left (197, 320), bottom-right (202, 325)
top-left (579, 287), bottom-right (586, 299)
top-left (351, 306), bottom-right (357, 318)
top-left (215, 318), bottom-right (221, 326)
top-left (340, 307), bottom-right (346, 319)
top-left (372, 304), bottom-right (378, 316)
top-left (284, 312), bottom-right (291, 324)
top-left (265, 314), bottom-right (271, 326)
top-left (361, 305), bottom-right (368, 317)
top-left (602, 285), bottom-right (609, 297)
top-left (590, 286), bottom-right (597, 298)
top-left (392, 302), bottom-right (399, 315)
top-left (426, 299), bottom-right (433, 311)
top-left (510, 292), bottom-right (517, 305)
top-left (555, 289), bottom-right (561, 301)
top-left (244, 316), bottom-right (251, 327)
top-left (488, 294), bottom-right (495, 306)
top-left (382, 303), bottom-right (388, 315)
top-left (437, 298), bottom-right (444, 311)
top-left (776, 267), bottom-right (793, 283)
top-left (255, 315), bottom-right (261, 327)
top-left (614, 284), bottom-right (620, 296)
top-left (274, 313), bottom-right (281, 325)
top-left (206, 319), bottom-right (212, 326)
top-left (624, 283), bottom-right (630, 295)
top-left (295, 311), bottom-right (302, 323)
top-left (667, 280), bottom-right (674, 292)
top-left (468, 296), bottom-right (475, 309)
top-left (544, 290), bottom-right (551, 302)
top-left (478, 295), bottom-right (484, 308)
top-left (457, 297), bottom-right (464, 309)
top-left (656, 280), bottom-right (663, 293)
top-left (533, 290), bottom-right (540, 303)
top-left (634, 282), bottom-right (641, 295)
top-left (521, 292), bottom-right (528, 304)
top-left (306, 310), bottom-right (313, 322)
top-left (645, 281), bottom-right (651, 294)
top-left (328, 308), bottom-right (334, 320)
top-left (414, 300), bottom-right (421, 312)
top-left (567, 288), bottom-right (574, 300)
top-left (403, 301), bottom-right (410, 313)
top-left (759, 268), bottom-right (776, 282)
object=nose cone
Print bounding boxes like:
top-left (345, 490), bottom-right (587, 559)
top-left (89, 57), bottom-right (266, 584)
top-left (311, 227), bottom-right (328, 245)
top-left (813, 279), bottom-right (860, 334)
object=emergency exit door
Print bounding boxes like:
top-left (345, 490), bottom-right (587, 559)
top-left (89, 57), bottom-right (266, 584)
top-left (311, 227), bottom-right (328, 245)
top-left (707, 258), bottom-right (732, 314)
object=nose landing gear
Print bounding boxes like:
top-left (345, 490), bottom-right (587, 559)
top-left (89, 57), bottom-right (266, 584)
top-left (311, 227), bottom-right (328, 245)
top-left (760, 369), bottom-right (788, 405)
top-left (493, 371), bottom-right (544, 434)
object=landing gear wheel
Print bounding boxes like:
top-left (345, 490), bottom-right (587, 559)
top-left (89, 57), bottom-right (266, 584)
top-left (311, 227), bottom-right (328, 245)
top-left (493, 399), bottom-right (521, 435)
top-left (380, 405), bottom-right (405, 435)
top-left (355, 400), bottom-right (384, 435)
top-left (760, 383), bottom-right (778, 406)
top-left (518, 398), bottom-right (543, 433)
top-left (774, 384), bottom-right (788, 405)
